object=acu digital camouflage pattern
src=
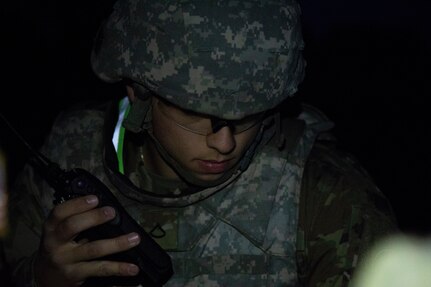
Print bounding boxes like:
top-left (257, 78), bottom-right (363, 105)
top-left (3, 101), bottom-right (398, 287)
top-left (91, 0), bottom-right (305, 119)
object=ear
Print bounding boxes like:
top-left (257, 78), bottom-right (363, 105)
top-left (126, 85), bottom-right (136, 102)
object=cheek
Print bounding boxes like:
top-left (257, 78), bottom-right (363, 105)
top-left (234, 126), bottom-right (260, 151)
top-left (152, 113), bottom-right (204, 159)
top-left (153, 114), bottom-right (179, 149)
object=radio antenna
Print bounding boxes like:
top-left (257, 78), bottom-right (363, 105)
top-left (0, 113), bottom-right (65, 189)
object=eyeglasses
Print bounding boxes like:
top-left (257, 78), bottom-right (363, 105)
top-left (155, 99), bottom-right (265, 136)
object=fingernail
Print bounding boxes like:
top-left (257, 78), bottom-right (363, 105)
top-left (86, 195), bottom-right (98, 205)
top-left (103, 207), bottom-right (116, 218)
top-left (127, 233), bottom-right (140, 246)
top-left (128, 264), bottom-right (139, 275)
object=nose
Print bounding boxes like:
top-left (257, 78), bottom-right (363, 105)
top-left (206, 126), bottom-right (236, 154)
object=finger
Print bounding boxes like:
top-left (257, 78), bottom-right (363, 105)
top-left (45, 195), bottom-right (99, 232)
top-left (56, 206), bottom-right (117, 241)
top-left (73, 232), bottom-right (141, 262)
top-left (72, 260), bottom-right (140, 282)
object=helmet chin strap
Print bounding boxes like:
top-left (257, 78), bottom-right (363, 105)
top-left (143, 123), bottom-right (267, 188)
top-left (122, 83), bottom-right (153, 133)
top-left (145, 130), bottom-right (240, 188)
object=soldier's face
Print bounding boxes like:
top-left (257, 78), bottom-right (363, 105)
top-left (149, 96), bottom-right (260, 182)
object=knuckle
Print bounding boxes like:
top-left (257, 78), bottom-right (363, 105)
top-left (61, 218), bottom-right (79, 235)
top-left (85, 242), bottom-right (103, 259)
top-left (97, 262), bottom-right (112, 277)
top-left (50, 206), bottom-right (63, 220)
top-left (62, 265), bottom-right (76, 280)
top-left (119, 263), bottom-right (131, 276)
top-left (114, 236), bottom-right (129, 250)
top-left (40, 229), bottom-right (57, 251)
top-left (50, 252), bottom-right (66, 266)
top-left (95, 261), bottom-right (132, 277)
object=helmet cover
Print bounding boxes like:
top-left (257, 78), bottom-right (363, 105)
top-left (92, 0), bottom-right (306, 119)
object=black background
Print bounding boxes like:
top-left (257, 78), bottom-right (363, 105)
top-left (1, 0), bottom-right (430, 237)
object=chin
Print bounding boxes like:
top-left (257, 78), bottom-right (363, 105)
top-left (193, 173), bottom-right (225, 182)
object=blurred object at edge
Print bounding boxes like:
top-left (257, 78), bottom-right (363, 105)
top-left (351, 234), bottom-right (431, 287)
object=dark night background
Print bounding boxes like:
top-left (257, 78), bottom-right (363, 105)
top-left (1, 0), bottom-right (430, 283)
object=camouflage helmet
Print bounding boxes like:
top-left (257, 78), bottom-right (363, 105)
top-left (91, 0), bottom-right (305, 119)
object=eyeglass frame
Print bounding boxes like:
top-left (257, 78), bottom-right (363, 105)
top-left (154, 97), bottom-right (266, 136)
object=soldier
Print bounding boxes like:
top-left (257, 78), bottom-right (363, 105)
top-left (3, 0), bottom-right (398, 286)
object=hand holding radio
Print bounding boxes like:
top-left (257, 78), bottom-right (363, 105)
top-left (34, 195), bottom-right (142, 287)
top-left (1, 113), bottom-right (174, 287)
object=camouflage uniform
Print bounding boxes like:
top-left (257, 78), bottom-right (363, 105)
top-left (3, 99), bottom-right (397, 286)
top-left (3, 0), bottom-right (397, 286)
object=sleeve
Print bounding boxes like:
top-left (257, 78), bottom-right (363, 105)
top-left (2, 163), bottom-right (52, 287)
top-left (296, 142), bottom-right (399, 287)
top-left (2, 105), bottom-right (107, 287)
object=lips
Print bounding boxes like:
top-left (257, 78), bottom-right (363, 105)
top-left (197, 159), bottom-right (232, 174)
